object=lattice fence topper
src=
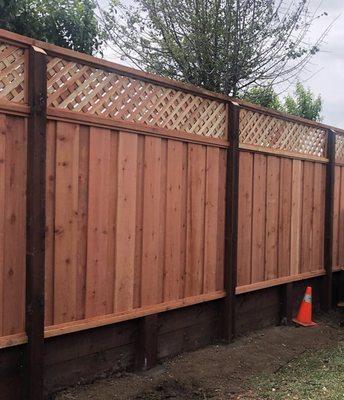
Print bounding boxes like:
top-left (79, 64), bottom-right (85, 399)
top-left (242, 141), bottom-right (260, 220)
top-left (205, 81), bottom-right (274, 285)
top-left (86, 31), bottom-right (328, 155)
top-left (0, 42), bottom-right (26, 103)
top-left (47, 57), bottom-right (227, 138)
top-left (335, 133), bottom-right (344, 162)
top-left (239, 109), bottom-right (327, 157)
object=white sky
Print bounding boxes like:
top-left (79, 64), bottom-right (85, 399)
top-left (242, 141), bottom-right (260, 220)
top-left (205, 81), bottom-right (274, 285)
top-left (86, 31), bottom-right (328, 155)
top-left (98, 0), bottom-right (344, 129)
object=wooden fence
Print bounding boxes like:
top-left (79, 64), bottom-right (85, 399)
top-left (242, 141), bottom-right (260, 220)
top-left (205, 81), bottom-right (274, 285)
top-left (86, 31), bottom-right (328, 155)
top-left (0, 29), bottom-right (343, 398)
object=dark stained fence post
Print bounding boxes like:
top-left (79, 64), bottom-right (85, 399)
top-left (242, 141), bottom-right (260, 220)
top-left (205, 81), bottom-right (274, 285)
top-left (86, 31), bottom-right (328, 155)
top-left (221, 101), bottom-right (240, 342)
top-left (280, 282), bottom-right (293, 325)
top-left (321, 129), bottom-right (336, 312)
top-left (25, 45), bottom-right (47, 400)
top-left (135, 314), bottom-right (158, 370)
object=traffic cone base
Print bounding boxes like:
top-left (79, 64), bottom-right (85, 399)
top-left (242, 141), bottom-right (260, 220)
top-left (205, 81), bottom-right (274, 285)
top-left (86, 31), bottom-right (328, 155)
top-left (293, 286), bottom-right (316, 327)
top-left (292, 318), bottom-right (316, 327)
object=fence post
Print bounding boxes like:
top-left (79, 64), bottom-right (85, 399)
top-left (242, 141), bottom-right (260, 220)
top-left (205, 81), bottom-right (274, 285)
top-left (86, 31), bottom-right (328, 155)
top-left (25, 45), bottom-right (47, 400)
top-left (280, 282), bottom-right (293, 325)
top-left (135, 314), bottom-right (158, 370)
top-left (221, 101), bottom-right (240, 342)
top-left (321, 129), bottom-right (336, 312)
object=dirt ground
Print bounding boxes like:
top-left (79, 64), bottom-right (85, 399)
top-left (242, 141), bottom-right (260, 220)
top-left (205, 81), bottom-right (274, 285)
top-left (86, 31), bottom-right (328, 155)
top-left (53, 313), bottom-right (344, 400)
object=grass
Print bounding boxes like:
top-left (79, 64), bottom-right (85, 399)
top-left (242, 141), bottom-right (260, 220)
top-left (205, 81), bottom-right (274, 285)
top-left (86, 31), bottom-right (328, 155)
top-left (250, 340), bottom-right (344, 400)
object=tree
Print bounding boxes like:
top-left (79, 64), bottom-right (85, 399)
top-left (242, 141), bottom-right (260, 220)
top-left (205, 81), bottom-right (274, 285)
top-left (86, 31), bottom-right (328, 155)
top-left (283, 82), bottom-right (322, 122)
top-left (241, 83), bottom-right (322, 121)
top-left (101, 0), bottom-right (329, 96)
top-left (242, 85), bottom-right (281, 111)
top-left (0, 0), bottom-right (102, 54)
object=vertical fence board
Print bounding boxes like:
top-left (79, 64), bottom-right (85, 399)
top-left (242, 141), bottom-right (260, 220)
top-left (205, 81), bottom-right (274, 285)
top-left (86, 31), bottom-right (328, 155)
top-left (54, 122), bottom-right (79, 324)
top-left (251, 154), bottom-right (266, 283)
top-left (133, 135), bottom-right (144, 309)
top-left (300, 162), bottom-right (314, 274)
top-left (105, 132), bottom-right (118, 314)
top-left (216, 149), bottom-right (226, 291)
top-left (76, 126), bottom-right (90, 321)
top-left (265, 156), bottom-right (280, 280)
top-left (204, 147), bottom-right (220, 293)
top-left (4, 116), bottom-right (27, 335)
top-left (158, 140), bottom-right (167, 304)
top-left (179, 144), bottom-right (188, 299)
top-left (185, 144), bottom-right (206, 297)
top-left (332, 166), bottom-right (340, 268)
top-left (0, 115), bottom-right (6, 335)
top-left (114, 132), bottom-right (138, 312)
top-left (338, 167), bottom-right (344, 267)
top-left (237, 152), bottom-right (253, 286)
top-left (141, 137), bottom-right (162, 307)
top-left (312, 163), bottom-right (325, 270)
top-left (45, 121), bottom-right (56, 326)
top-left (290, 160), bottom-right (302, 276)
top-left (85, 128), bottom-right (111, 317)
top-left (164, 140), bottom-right (184, 301)
top-left (278, 158), bottom-right (292, 277)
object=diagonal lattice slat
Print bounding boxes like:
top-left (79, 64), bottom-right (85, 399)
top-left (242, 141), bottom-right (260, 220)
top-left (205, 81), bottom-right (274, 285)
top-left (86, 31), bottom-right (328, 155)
top-left (239, 109), bottom-right (327, 157)
top-left (0, 42), bottom-right (26, 103)
top-left (46, 57), bottom-right (227, 139)
top-left (335, 133), bottom-right (344, 162)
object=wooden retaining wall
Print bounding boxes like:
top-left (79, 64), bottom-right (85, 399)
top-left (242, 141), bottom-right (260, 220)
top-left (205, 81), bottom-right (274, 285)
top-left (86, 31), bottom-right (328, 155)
top-left (0, 29), bottom-right (343, 399)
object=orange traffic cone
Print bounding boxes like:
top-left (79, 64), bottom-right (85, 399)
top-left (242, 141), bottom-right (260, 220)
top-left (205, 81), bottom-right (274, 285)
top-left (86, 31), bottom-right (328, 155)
top-left (293, 286), bottom-right (316, 327)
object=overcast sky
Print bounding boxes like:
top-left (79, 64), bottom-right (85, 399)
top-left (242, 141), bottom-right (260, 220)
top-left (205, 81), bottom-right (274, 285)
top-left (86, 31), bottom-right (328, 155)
top-left (98, 0), bottom-right (344, 129)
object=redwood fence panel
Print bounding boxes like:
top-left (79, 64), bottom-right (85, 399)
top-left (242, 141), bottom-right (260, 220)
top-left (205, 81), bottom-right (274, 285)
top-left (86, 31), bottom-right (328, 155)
top-left (0, 28), bottom-right (343, 399)
top-left (236, 106), bottom-right (328, 294)
top-left (0, 40), bottom-right (28, 345)
top-left (333, 132), bottom-right (344, 271)
top-left (44, 120), bottom-right (227, 329)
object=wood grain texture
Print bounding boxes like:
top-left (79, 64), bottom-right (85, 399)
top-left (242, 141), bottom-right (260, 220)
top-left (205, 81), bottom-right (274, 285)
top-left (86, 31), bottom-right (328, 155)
top-left (0, 115), bottom-right (5, 335)
top-left (216, 149), bottom-right (226, 291)
top-left (164, 140), bottom-right (184, 301)
top-left (332, 166), bottom-right (341, 268)
top-left (3, 116), bottom-right (27, 335)
top-left (236, 152), bottom-right (326, 291)
top-left (290, 160), bottom-right (302, 276)
top-left (265, 156), bottom-right (280, 280)
top-left (54, 122), bottom-right (79, 324)
top-left (41, 122), bottom-right (226, 331)
top-left (312, 163), bottom-right (325, 271)
top-left (85, 127), bottom-right (112, 317)
top-left (300, 161), bottom-right (314, 274)
top-left (141, 136), bottom-right (162, 307)
top-left (251, 154), bottom-right (266, 283)
top-left (185, 144), bottom-right (206, 297)
top-left (278, 158), bottom-right (292, 278)
top-left (114, 132), bottom-right (138, 313)
top-left (76, 126), bottom-right (90, 320)
top-left (204, 147), bottom-right (220, 293)
top-left (237, 151), bottom-right (253, 286)
top-left (45, 120), bottom-right (56, 326)
top-left (338, 166), bottom-right (344, 267)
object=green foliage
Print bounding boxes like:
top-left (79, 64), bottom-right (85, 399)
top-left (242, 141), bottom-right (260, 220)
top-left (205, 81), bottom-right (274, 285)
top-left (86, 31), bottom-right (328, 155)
top-left (102, 0), bottom-right (326, 96)
top-left (242, 83), bottom-right (322, 121)
top-left (242, 86), bottom-right (281, 111)
top-left (0, 0), bottom-right (102, 54)
top-left (283, 82), bottom-right (322, 122)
